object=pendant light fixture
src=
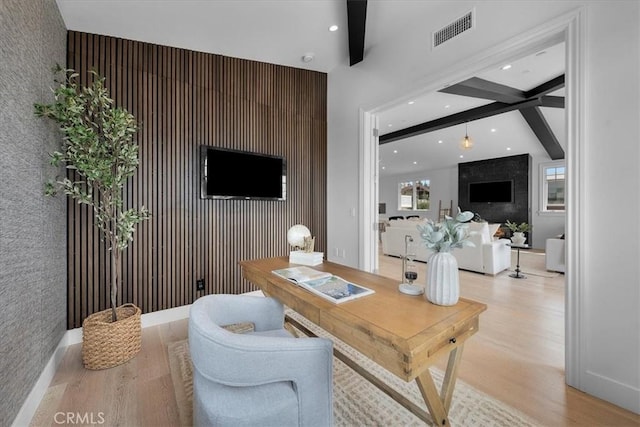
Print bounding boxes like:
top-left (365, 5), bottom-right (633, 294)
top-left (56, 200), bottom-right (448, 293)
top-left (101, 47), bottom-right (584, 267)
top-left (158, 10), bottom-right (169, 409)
top-left (460, 122), bottom-right (473, 150)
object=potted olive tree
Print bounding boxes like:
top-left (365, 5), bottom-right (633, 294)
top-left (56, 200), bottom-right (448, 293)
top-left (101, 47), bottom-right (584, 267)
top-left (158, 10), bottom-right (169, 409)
top-left (35, 66), bottom-right (150, 369)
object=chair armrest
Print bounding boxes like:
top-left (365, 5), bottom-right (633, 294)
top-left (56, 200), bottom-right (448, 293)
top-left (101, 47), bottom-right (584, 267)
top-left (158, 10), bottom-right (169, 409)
top-left (482, 239), bottom-right (511, 274)
top-left (190, 322), bottom-right (333, 385)
top-left (189, 321), bottom-right (333, 426)
top-left (194, 294), bottom-right (286, 331)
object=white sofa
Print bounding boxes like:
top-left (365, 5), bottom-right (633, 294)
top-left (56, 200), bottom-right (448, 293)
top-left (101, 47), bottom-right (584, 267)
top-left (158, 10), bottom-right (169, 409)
top-left (380, 219), bottom-right (433, 262)
top-left (381, 220), bottom-right (511, 275)
top-left (545, 237), bottom-right (566, 273)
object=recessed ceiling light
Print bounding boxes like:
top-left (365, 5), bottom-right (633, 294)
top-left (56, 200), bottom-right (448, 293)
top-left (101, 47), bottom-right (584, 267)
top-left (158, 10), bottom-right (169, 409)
top-left (444, 104), bottom-right (451, 109)
top-left (506, 147), bottom-right (512, 151)
top-left (301, 53), bottom-right (315, 63)
top-left (388, 124), bottom-right (393, 127)
top-left (459, 155), bottom-right (464, 158)
top-left (329, 25), bottom-right (339, 32)
top-left (438, 140), bottom-right (443, 144)
top-left (393, 150), bottom-right (398, 154)
top-left (413, 161), bottom-right (417, 165)
top-left (382, 166), bottom-right (386, 170)
top-left (408, 100), bottom-right (415, 105)
top-left (491, 128), bottom-right (497, 132)
top-left (501, 64), bottom-right (512, 70)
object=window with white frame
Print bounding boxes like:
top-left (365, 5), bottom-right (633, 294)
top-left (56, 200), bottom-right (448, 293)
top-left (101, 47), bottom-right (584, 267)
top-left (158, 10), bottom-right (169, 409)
top-left (398, 179), bottom-right (430, 211)
top-left (540, 162), bottom-right (565, 212)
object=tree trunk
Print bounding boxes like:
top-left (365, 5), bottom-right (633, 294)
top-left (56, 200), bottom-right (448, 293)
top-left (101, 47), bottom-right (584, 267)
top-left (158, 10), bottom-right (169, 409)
top-left (110, 217), bottom-right (119, 323)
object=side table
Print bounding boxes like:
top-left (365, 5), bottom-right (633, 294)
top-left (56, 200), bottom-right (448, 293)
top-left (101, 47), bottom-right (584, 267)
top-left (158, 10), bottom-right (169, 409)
top-left (508, 243), bottom-right (530, 279)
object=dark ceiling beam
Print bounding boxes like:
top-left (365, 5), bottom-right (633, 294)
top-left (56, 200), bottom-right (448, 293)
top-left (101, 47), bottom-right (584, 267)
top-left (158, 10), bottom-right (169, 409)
top-left (525, 74), bottom-right (565, 98)
top-left (439, 77), bottom-right (527, 103)
top-left (381, 74), bottom-right (567, 147)
top-left (380, 97), bottom-right (548, 145)
top-left (519, 106), bottom-right (565, 159)
top-left (346, 0), bottom-right (367, 66)
top-left (539, 95), bottom-right (565, 108)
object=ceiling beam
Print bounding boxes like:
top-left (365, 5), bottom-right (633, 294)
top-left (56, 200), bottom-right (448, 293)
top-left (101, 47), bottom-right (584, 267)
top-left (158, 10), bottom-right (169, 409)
top-left (539, 95), bottom-right (565, 108)
top-left (519, 106), bottom-right (565, 159)
top-left (346, 0), bottom-right (367, 66)
top-left (380, 97), bottom-right (547, 144)
top-left (525, 74), bottom-right (565, 98)
top-left (381, 74), bottom-right (566, 148)
top-left (440, 74), bottom-right (565, 103)
top-left (439, 77), bottom-right (527, 103)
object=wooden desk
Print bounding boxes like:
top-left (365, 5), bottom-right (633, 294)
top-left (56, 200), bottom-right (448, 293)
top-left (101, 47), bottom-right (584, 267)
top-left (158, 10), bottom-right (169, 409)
top-left (239, 257), bottom-right (487, 426)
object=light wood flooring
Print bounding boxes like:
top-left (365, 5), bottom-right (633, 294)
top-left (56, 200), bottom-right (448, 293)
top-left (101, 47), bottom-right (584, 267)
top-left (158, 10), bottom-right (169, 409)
top-left (29, 252), bottom-right (639, 427)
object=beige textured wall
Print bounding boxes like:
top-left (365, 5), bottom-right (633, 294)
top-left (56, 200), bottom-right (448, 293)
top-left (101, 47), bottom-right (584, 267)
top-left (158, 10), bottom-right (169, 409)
top-left (0, 0), bottom-right (67, 424)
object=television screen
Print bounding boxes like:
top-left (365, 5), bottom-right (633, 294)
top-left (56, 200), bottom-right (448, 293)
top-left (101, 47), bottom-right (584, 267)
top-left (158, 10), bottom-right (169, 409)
top-left (469, 180), bottom-right (513, 203)
top-left (200, 146), bottom-right (286, 200)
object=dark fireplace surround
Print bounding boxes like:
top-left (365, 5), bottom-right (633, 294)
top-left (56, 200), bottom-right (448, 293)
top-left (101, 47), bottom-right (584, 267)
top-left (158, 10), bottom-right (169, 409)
top-left (458, 154), bottom-right (531, 240)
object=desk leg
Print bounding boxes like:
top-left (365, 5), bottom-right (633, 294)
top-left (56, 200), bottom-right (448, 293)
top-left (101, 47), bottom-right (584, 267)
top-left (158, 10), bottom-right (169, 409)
top-left (441, 345), bottom-right (464, 413)
top-left (415, 345), bottom-right (464, 426)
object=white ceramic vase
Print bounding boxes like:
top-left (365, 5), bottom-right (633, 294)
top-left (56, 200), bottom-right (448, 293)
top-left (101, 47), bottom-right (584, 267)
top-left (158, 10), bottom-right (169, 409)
top-left (511, 232), bottom-right (526, 245)
top-left (425, 251), bottom-right (460, 306)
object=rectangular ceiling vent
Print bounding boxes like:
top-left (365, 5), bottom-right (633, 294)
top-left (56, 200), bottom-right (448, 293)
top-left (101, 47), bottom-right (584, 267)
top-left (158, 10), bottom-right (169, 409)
top-left (432, 10), bottom-right (474, 49)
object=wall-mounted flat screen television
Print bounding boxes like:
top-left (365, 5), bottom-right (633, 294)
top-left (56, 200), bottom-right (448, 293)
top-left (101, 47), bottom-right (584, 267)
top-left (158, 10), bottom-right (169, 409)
top-left (200, 145), bottom-right (286, 200)
top-left (469, 180), bottom-right (513, 203)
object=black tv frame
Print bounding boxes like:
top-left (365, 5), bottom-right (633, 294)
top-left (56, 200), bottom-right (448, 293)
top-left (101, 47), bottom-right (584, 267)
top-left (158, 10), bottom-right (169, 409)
top-left (200, 145), bottom-right (287, 201)
top-left (468, 179), bottom-right (514, 204)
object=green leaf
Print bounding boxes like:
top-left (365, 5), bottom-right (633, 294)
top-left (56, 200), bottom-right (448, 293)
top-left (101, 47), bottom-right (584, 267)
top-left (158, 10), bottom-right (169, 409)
top-left (35, 67), bottom-right (150, 310)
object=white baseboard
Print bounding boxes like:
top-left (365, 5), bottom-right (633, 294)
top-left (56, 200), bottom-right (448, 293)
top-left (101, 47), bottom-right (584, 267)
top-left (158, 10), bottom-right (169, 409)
top-left (11, 335), bottom-right (69, 427)
top-left (12, 304), bottom-right (193, 427)
top-left (62, 304), bottom-right (193, 346)
top-left (583, 370), bottom-right (640, 414)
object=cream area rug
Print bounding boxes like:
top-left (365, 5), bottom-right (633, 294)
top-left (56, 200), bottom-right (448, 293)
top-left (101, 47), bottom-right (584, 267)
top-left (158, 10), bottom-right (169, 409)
top-left (170, 311), bottom-right (541, 427)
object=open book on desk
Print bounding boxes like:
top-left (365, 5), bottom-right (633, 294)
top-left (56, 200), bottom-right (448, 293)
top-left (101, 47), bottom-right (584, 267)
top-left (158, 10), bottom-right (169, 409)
top-left (272, 266), bottom-right (375, 304)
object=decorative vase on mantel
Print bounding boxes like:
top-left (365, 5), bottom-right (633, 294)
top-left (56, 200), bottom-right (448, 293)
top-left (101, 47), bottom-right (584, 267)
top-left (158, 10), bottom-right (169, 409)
top-left (426, 251), bottom-right (460, 306)
top-left (511, 232), bottom-right (527, 246)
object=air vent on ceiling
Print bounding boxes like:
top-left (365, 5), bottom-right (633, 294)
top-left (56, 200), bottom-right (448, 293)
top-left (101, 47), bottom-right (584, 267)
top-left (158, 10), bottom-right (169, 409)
top-left (432, 10), bottom-right (474, 48)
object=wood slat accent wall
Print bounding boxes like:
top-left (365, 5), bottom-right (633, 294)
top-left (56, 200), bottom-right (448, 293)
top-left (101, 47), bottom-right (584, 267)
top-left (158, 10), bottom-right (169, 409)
top-left (66, 31), bottom-right (327, 329)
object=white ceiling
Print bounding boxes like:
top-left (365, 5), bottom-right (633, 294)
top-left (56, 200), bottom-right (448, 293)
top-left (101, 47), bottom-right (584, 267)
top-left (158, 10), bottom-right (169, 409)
top-left (55, 1), bottom-right (565, 177)
top-left (378, 42), bottom-right (566, 176)
top-left (55, 0), bottom-right (449, 73)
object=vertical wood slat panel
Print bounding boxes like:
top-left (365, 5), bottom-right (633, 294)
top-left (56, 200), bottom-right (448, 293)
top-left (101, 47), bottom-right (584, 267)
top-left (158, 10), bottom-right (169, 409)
top-left (66, 31), bottom-right (327, 328)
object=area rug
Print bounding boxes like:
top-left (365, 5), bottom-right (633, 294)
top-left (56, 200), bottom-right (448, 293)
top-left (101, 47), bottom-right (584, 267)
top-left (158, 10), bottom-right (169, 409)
top-left (169, 311), bottom-right (541, 426)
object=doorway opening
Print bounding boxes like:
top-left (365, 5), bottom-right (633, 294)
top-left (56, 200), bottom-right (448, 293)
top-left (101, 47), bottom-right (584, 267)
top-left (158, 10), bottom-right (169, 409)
top-left (358, 10), bottom-right (584, 393)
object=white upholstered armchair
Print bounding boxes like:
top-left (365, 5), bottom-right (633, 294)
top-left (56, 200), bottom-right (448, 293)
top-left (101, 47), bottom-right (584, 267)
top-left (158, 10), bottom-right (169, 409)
top-left (453, 222), bottom-right (511, 275)
top-left (188, 294), bottom-right (334, 427)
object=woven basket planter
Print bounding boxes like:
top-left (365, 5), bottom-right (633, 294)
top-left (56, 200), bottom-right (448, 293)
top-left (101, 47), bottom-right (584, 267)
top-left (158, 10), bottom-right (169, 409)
top-left (82, 303), bottom-right (142, 370)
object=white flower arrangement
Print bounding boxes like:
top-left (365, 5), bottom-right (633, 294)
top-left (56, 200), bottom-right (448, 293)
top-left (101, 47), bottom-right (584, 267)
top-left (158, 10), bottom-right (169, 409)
top-left (417, 209), bottom-right (476, 253)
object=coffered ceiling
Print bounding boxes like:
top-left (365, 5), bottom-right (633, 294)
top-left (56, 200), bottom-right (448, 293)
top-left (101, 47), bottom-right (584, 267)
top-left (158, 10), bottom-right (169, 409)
top-left (378, 42), bottom-right (566, 176)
